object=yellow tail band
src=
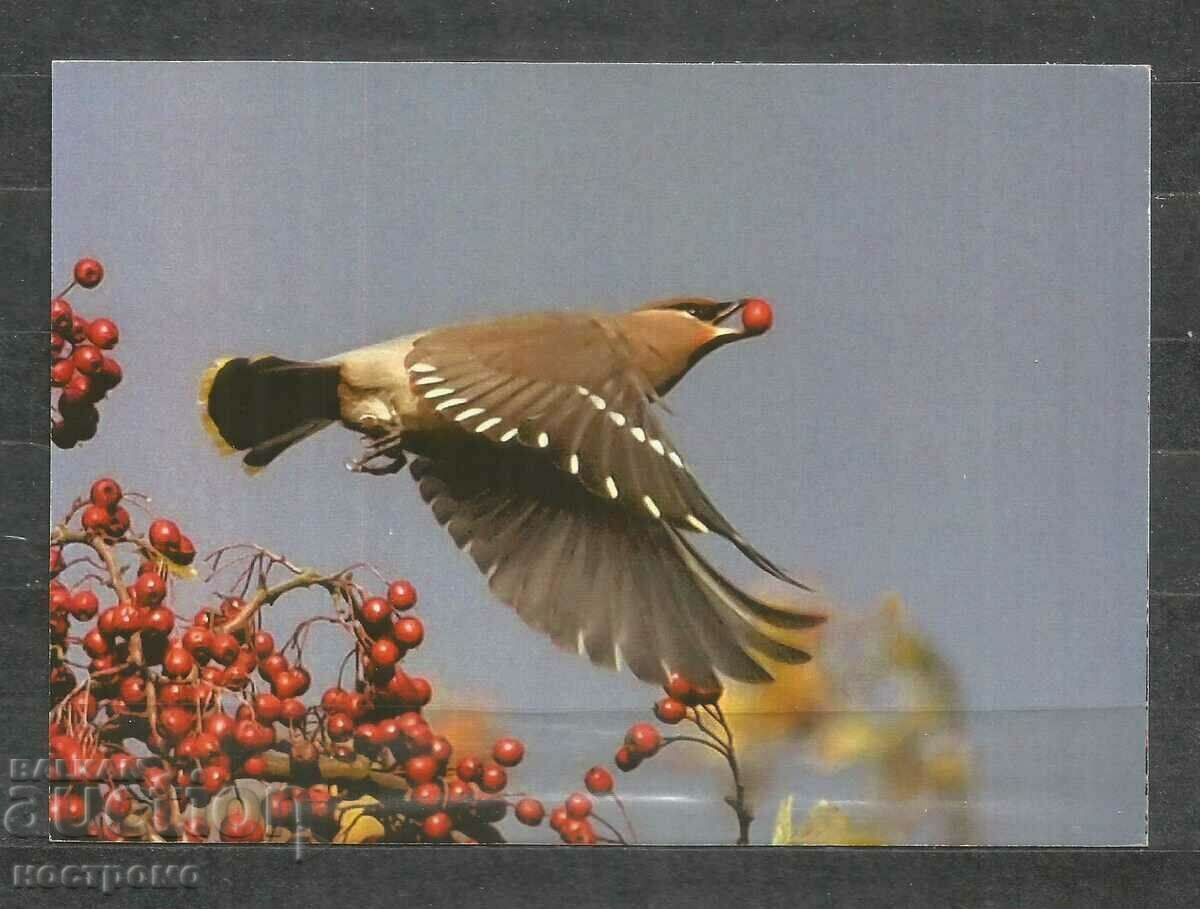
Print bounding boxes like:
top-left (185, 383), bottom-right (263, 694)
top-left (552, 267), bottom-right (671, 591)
top-left (198, 357), bottom-right (237, 457)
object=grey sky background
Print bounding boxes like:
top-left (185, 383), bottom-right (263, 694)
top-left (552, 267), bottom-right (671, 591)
top-left (51, 63), bottom-right (1148, 843)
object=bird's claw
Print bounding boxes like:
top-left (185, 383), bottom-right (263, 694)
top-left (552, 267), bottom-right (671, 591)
top-left (346, 433), bottom-right (408, 476)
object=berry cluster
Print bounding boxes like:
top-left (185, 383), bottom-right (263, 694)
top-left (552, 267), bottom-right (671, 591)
top-left (50, 258), bottom-right (123, 450)
top-left (610, 673), bottom-right (755, 844)
top-left (49, 477), bottom-right (534, 845)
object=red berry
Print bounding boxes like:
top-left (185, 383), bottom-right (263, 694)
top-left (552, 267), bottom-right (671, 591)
top-left (48, 793), bottom-right (87, 827)
top-left (549, 805), bottom-right (569, 832)
top-left (478, 763), bottom-right (507, 794)
top-left (204, 711), bottom-right (236, 742)
top-left (348, 695), bottom-right (377, 725)
top-left (113, 601), bottom-right (143, 635)
top-left (201, 765), bottom-right (229, 794)
top-left (430, 736), bottom-right (453, 765)
top-left (97, 355), bottom-right (122, 389)
top-left (387, 579), bottom-right (417, 610)
top-left (563, 818), bottom-right (597, 845)
top-left (320, 687), bottom-right (347, 713)
top-left (411, 782), bottom-right (443, 808)
top-left (274, 667), bottom-right (310, 699)
top-left (219, 807), bottom-right (264, 843)
top-left (119, 675), bottom-right (147, 705)
top-left (393, 616), bottom-right (424, 648)
top-left (445, 779), bottom-right (473, 805)
top-left (371, 637), bottom-right (401, 666)
top-left (49, 546), bottom-right (65, 577)
top-left (194, 732), bottom-right (223, 761)
top-left (515, 798), bottom-right (545, 826)
top-left (374, 717), bottom-right (401, 744)
top-left (422, 811), bottom-right (453, 840)
top-left (664, 672), bottom-right (695, 704)
top-left (209, 632), bottom-right (240, 665)
top-left (72, 344), bottom-right (105, 375)
top-left (280, 697), bottom-right (306, 722)
top-left (181, 626), bottom-right (213, 661)
top-left (146, 607), bottom-right (175, 636)
top-left (584, 765), bottom-right (614, 795)
top-left (163, 645), bottom-right (195, 678)
top-left (68, 588), bottom-right (100, 621)
top-left (234, 719), bottom-right (268, 750)
top-left (326, 712), bottom-right (354, 741)
top-left (407, 676), bottom-right (432, 706)
top-left (158, 706), bottom-right (194, 740)
top-left (456, 757), bottom-right (483, 783)
top-left (267, 791), bottom-right (296, 825)
top-left (86, 317), bottom-right (119, 349)
top-left (79, 505), bottom-right (109, 535)
top-left (50, 297), bottom-right (73, 333)
top-left (254, 693), bottom-right (283, 723)
top-left (74, 257), bottom-right (104, 288)
top-left (174, 535), bottom-right (197, 565)
top-left (492, 736), bottom-right (525, 767)
top-left (242, 754), bottom-right (268, 776)
top-left (626, 722), bottom-right (662, 757)
top-left (148, 518), bottom-right (181, 552)
top-left (614, 746), bottom-right (641, 772)
top-left (60, 371), bottom-right (95, 405)
top-left (89, 477), bottom-right (122, 508)
top-left (404, 722), bottom-right (434, 753)
top-left (157, 681), bottom-right (194, 707)
top-left (565, 791), bottom-right (592, 819)
top-left (107, 506), bottom-right (131, 537)
top-left (405, 755), bottom-right (439, 785)
top-left (104, 787), bottom-right (133, 821)
top-left (358, 596), bottom-right (391, 626)
top-left (741, 297), bottom-right (773, 334)
top-left (251, 630), bottom-right (275, 658)
top-left (654, 697), bottom-right (688, 724)
top-left (50, 358), bottom-right (75, 386)
top-left (132, 571), bottom-right (167, 606)
top-left (260, 651), bottom-right (288, 681)
top-left (69, 314), bottom-right (90, 344)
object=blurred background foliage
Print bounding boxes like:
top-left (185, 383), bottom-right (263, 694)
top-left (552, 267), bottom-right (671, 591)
top-left (720, 591), bottom-right (977, 846)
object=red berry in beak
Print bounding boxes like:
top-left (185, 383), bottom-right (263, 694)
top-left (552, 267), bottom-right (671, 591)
top-left (741, 298), bottom-right (773, 335)
top-left (73, 257), bottom-right (105, 288)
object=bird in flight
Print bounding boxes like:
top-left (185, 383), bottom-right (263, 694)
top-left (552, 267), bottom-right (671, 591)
top-left (200, 296), bottom-right (823, 688)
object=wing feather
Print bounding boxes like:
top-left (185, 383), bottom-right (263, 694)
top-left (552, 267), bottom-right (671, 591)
top-left (407, 313), bottom-right (810, 591)
top-left (407, 435), bottom-right (822, 686)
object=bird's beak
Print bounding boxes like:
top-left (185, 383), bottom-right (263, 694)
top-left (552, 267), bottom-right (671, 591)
top-left (710, 299), bottom-right (746, 328)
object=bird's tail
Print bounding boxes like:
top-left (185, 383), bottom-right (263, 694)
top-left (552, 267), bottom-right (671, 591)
top-left (199, 355), bottom-right (341, 472)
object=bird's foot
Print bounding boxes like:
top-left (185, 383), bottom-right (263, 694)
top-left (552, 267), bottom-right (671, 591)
top-left (346, 432), bottom-right (408, 476)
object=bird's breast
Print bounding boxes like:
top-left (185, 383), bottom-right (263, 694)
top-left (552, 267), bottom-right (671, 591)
top-left (324, 332), bottom-right (440, 433)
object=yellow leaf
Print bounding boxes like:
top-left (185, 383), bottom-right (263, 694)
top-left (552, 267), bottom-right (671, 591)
top-left (333, 795), bottom-right (385, 844)
top-left (770, 795), bottom-right (795, 845)
top-left (794, 800), bottom-right (889, 846)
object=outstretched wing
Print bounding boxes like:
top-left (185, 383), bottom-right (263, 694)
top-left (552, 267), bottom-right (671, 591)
top-left (404, 312), bottom-right (808, 589)
top-left (407, 434), bottom-right (823, 687)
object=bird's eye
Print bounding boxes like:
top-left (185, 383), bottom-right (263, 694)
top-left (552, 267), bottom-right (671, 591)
top-left (681, 304), bottom-right (707, 318)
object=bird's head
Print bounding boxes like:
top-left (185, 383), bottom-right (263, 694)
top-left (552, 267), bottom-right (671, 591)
top-left (617, 296), bottom-right (775, 395)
